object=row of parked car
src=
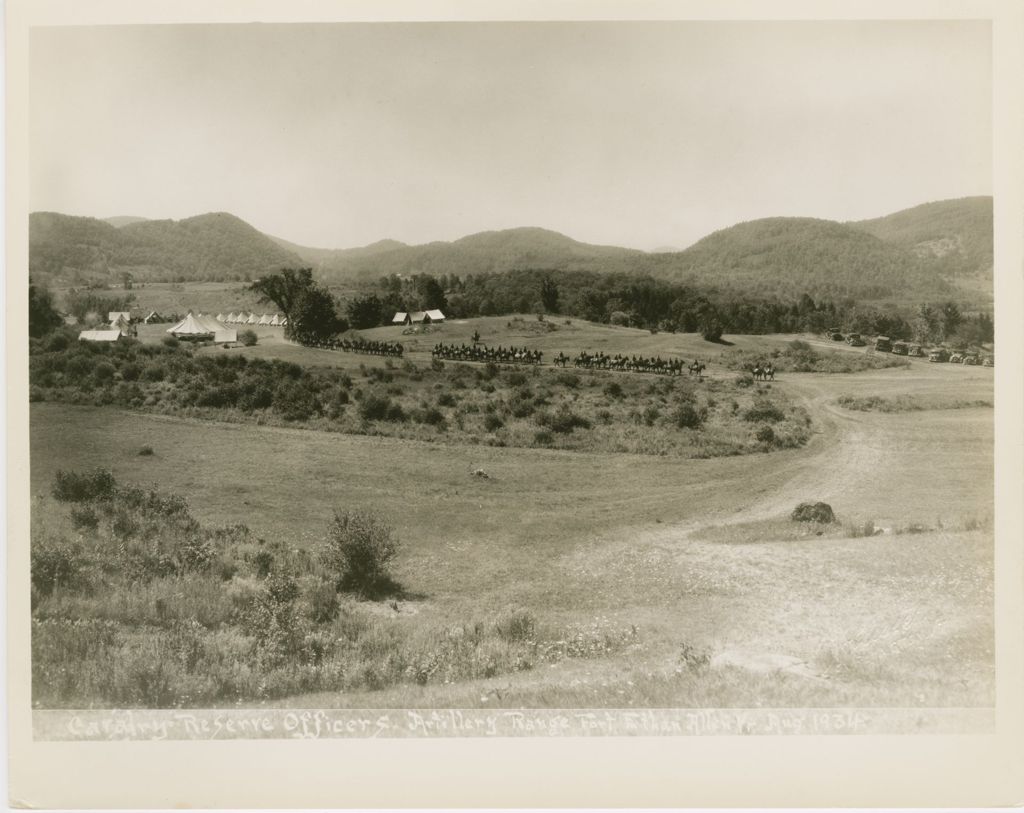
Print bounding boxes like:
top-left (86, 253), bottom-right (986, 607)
top-left (825, 329), bottom-right (993, 367)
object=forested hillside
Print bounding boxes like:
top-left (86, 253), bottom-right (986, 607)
top-left (30, 212), bottom-right (304, 284)
top-left (311, 227), bottom-right (641, 281)
top-left (642, 217), bottom-right (952, 301)
top-left (849, 196), bottom-right (992, 281)
top-left (30, 197), bottom-right (992, 305)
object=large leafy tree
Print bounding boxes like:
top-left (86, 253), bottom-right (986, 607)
top-left (347, 294), bottom-right (384, 329)
top-left (249, 268), bottom-right (316, 318)
top-left (29, 278), bottom-right (64, 337)
top-left (539, 276), bottom-right (559, 313)
top-left (251, 268), bottom-right (342, 344)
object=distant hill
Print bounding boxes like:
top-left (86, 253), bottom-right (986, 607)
top-left (848, 196), bottom-right (992, 289)
top-left (641, 217), bottom-right (956, 301)
top-left (103, 216), bottom-right (150, 228)
top-left (30, 211), bottom-right (304, 284)
top-left (269, 235), bottom-right (409, 269)
top-left (314, 227), bottom-right (642, 281)
top-left (30, 197), bottom-right (992, 304)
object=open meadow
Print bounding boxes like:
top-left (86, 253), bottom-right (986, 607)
top-left (29, 317), bottom-right (994, 715)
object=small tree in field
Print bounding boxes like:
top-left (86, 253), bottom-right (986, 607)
top-left (321, 510), bottom-right (399, 597)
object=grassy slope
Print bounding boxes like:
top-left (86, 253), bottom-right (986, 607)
top-left (30, 354), bottom-right (994, 710)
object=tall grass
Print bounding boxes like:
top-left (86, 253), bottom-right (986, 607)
top-left (32, 471), bottom-right (642, 708)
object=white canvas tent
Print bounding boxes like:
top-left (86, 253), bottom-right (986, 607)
top-left (425, 309), bottom-right (446, 323)
top-left (167, 313), bottom-right (215, 339)
top-left (226, 312), bottom-right (238, 323)
top-left (269, 314), bottom-right (282, 326)
top-left (79, 329), bottom-right (123, 343)
top-left (142, 311), bottom-right (162, 324)
top-left (245, 313), bottom-right (259, 325)
top-left (392, 312), bottom-right (409, 325)
top-left (257, 313), bottom-right (271, 326)
top-left (279, 316), bottom-right (288, 327)
top-left (216, 313), bottom-right (226, 322)
top-left (108, 311), bottom-right (131, 324)
top-left (109, 313), bottom-right (135, 337)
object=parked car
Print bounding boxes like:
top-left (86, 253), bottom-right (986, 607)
top-left (891, 341), bottom-right (909, 355)
top-left (949, 353), bottom-right (964, 364)
top-left (846, 333), bottom-right (865, 347)
top-left (982, 355), bottom-right (994, 367)
top-left (874, 336), bottom-right (892, 352)
top-left (928, 349), bottom-right (949, 363)
top-left (907, 344), bottom-right (925, 357)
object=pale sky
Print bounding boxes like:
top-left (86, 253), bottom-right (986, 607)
top-left (30, 21), bottom-right (991, 251)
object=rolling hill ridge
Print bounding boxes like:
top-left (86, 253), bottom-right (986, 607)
top-left (30, 197), bottom-right (992, 304)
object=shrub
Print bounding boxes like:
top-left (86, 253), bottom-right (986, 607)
top-left (93, 361), bottom-right (116, 384)
top-left (272, 380), bottom-right (319, 421)
top-left (609, 311), bottom-right (630, 326)
top-left (46, 332), bottom-right (71, 352)
top-left (791, 502), bottom-right (836, 523)
top-left (359, 393), bottom-right (402, 422)
top-left (306, 581), bottom-right (340, 623)
top-left (537, 407), bottom-right (590, 434)
top-left (31, 536), bottom-right (86, 597)
top-left (162, 336), bottom-right (179, 348)
top-left (52, 468), bottom-right (116, 503)
top-left (415, 406), bottom-right (447, 428)
top-left (674, 403), bottom-right (705, 429)
top-left (142, 363), bottom-right (166, 383)
top-left (743, 400), bottom-right (785, 423)
top-left (321, 510), bottom-right (400, 598)
top-left (603, 381), bottom-right (624, 399)
top-left (120, 363), bottom-right (141, 382)
top-left (554, 372), bottom-right (580, 389)
top-left (70, 506), bottom-right (100, 531)
top-left (755, 424), bottom-right (776, 445)
top-left (252, 550), bottom-right (275, 579)
top-left (495, 609), bottom-right (537, 643)
top-left (483, 413), bottom-right (504, 432)
top-left (239, 330), bottom-right (258, 347)
top-left (533, 430), bottom-right (554, 446)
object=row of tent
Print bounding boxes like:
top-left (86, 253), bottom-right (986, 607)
top-left (218, 312), bottom-right (288, 326)
top-left (166, 313), bottom-right (237, 343)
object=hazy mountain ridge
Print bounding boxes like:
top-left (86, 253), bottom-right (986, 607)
top-left (848, 196), bottom-right (993, 279)
top-left (30, 197), bottom-right (992, 303)
top-left (31, 211), bottom-right (304, 283)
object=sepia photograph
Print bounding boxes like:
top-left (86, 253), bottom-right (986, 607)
top-left (7, 0), bottom-right (1024, 808)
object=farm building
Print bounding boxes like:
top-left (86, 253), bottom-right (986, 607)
top-left (78, 329), bottom-right (124, 343)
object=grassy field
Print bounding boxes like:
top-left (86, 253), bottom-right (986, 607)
top-left (30, 345), bottom-right (994, 711)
